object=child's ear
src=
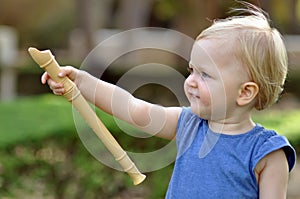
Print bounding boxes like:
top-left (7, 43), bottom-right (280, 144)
top-left (236, 82), bottom-right (259, 107)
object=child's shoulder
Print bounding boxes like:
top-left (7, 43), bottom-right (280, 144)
top-left (251, 124), bottom-right (296, 172)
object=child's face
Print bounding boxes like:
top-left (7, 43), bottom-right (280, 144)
top-left (184, 38), bottom-right (250, 120)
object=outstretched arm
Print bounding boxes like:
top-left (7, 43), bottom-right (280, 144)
top-left (42, 67), bottom-right (182, 140)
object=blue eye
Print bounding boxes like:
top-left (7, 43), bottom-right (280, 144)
top-left (187, 64), bottom-right (211, 79)
top-left (200, 72), bottom-right (210, 78)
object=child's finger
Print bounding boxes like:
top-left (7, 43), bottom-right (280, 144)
top-left (58, 66), bottom-right (77, 81)
top-left (58, 66), bottom-right (71, 77)
top-left (58, 70), bottom-right (67, 78)
top-left (53, 88), bottom-right (65, 96)
top-left (47, 79), bottom-right (63, 89)
top-left (41, 72), bottom-right (50, 84)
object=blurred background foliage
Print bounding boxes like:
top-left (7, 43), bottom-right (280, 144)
top-left (0, 0), bottom-right (300, 50)
top-left (0, 0), bottom-right (76, 49)
top-left (0, 0), bottom-right (300, 198)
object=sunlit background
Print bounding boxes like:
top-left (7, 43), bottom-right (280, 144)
top-left (0, 0), bottom-right (299, 198)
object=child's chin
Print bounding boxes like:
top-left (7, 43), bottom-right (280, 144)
top-left (190, 106), bottom-right (210, 119)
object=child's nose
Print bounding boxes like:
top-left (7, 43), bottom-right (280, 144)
top-left (186, 74), bottom-right (198, 88)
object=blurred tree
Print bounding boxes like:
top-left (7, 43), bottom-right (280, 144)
top-left (0, 0), bottom-right (76, 49)
top-left (75, 0), bottom-right (94, 53)
top-left (75, 0), bottom-right (109, 53)
top-left (172, 0), bottom-right (224, 38)
top-left (149, 0), bottom-right (178, 27)
top-left (0, 0), bottom-right (298, 49)
top-left (260, 0), bottom-right (300, 33)
top-left (289, 0), bottom-right (300, 33)
top-left (113, 0), bottom-right (154, 29)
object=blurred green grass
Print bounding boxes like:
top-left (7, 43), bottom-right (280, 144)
top-left (0, 95), bottom-right (75, 148)
top-left (0, 94), bottom-right (120, 148)
top-left (1, 94), bottom-right (299, 149)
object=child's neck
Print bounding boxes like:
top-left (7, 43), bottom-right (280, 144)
top-left (208, 117), bottom-right (255, 135)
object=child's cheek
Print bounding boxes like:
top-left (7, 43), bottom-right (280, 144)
top-left (201, 92), bottom-right (211, 107)
top-left (199, 83), bottom-right (212, 106)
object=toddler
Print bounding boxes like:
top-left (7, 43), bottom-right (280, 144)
top-left (42, 3), bottom-right (296, 199)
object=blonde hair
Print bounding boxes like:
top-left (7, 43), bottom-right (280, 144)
top-left (196, 3), bottom-right (288, 110)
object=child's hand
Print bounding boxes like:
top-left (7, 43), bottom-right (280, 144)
top-left (41, 66), bottom-right (79, 96)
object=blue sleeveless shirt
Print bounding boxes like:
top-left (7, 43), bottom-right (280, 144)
top-left (166, 107), bottom-right (296, 199)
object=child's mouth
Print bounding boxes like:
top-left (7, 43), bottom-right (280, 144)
top-left (188, 91), bottom-right (200, 99)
